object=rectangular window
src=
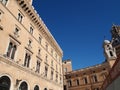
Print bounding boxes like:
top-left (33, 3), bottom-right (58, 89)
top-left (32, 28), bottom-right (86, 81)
top-left (29, 26), bottom-right (34, 35)
top-left (60, 77), bottom-right (62, 84)
top-left (93, 75), bottom-right (98, 83)
top-left (7, 42), bottom-right (17, 59)
top-left (35, 60), bottom-right (40, 73)
top-left (64, 68), bottom-right (67, 72)
top-left (28, 40), bottom-right (32, 48)
top-left (76, 79), bottom-right (79, 85)
top-left (45, 66), bottom-right (48, 77)
top-left (68, 80), bottom-right (72, 87)
top-left (94, 88), bottom-right (99, 90)
top-left (14, 27), bottom-right (20, 38)
top-left (51, 71), bottom-right (53, 80)
top-left (51, 60), bottom-right (53, 66)
top-left (84, 77), bottom-right (88, 84)
top-left (51, 49), bottom-right (53, 56)
top-left (18, 13), bottom-right (23, 23)
top-left (38, 49), bottom-right (41, 56)
top-left (56, 64), bottom-right (58, 71)
top-left (45, 43), bottom-right (48, 51)
top-left (39, 35), bottom-right (42, 44)
top-left (56, 74), bottom-right (58, 82)
top-left (0, 0), bottom-right (8, 5)
top-left (24, 53), bottom-right (31, 67)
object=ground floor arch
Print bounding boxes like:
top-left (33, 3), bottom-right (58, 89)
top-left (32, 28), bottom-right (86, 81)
top-left (0, 76), bottom-right (11, 90)
top-left (19, 81), bottom-right (28, 90)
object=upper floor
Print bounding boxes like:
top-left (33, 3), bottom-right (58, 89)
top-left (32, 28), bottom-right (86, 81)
top-left (0, 0), bottom-right (63, 85)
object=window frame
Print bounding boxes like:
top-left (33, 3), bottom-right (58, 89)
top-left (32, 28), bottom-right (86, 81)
top-left (17, 11), bottom-right (24, 23)
top-left (6, 39), bottom-right (19, 60)
top-left (24, 52), bottom-right (31, 68)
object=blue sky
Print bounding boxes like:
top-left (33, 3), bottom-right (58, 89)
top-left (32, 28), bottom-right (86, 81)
top-left (33, 0), bottom-right (120, 70)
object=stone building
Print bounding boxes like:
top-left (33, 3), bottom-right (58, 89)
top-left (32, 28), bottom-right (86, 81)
top-left (63, 25), bottom-right (118, 90)
top-left (0, 0), bottom-right (63, 90)
top-left (100, 25), bottom-right (120, 90)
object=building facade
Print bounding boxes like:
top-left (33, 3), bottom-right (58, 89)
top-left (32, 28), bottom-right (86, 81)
top-left (63, 60), bottom-right (112, 90)
top-left (63, 25), bottom-right (118, 90)
top-left (0, 0), bottom-right (63, 90)
top-left (100, 25), bottom-right (120, 90)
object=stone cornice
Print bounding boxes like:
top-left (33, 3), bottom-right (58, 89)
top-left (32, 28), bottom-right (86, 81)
top-left (66, 62), bottom-right (109, 75)
top-left (0, 55), bottom-right (62, 87)
top-left (16, 0), bottom-right (63, 57)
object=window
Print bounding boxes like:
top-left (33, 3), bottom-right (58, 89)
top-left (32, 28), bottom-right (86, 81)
top-left (93, 75), bottom-right (98, 83)
top-left (29, 26), bottom-right (34, 34)
top-left (51, 49), bottom-right (53, 56)
top-left (0, 10), bottom-right (3, 21)
top-left (34, 85), bottom-right (39, 90)
top-left (109, 51), bottom-right (113, 56)
top-left (38, 49), bottom-right (41, 56)
top-left (51, 71), bottom-right (53, 80)
top-left (83, 77), bottom-right (88, 84)
top-left (7, 42), bottom-right (17, 59)
top-left (76, 79), bottom-right (79, 85)
top-left (51, 60), bottom-right (53, 66)
top-left (0, 0), bottom-right (8, 5)
top-left (24, 53), bottom-right (31, 67)
top-left (19, 81), bottom-right (28, 90)
top-left (35, 60), bottom-right (40, 73)
top-left (38, 35), bottom-right (42, 44)
top-left (94, 88), bottom-right (99, 90)
top-left (14, 27), bottom-right (20, 38)
top-left (45, 66), bottom-right (48, 77)
top-left (45, 43), bottom-right (48, 51)
top-left (0, 76), bottom-right (11, 90)
top-left (64, 68), bottom-right (67, 72)
top-left (60, 77), bottom-right (62, 84)
top-left (64, 85), bottom-right (67, 90)
top-left (56, 74), bottom-right (58, 82)
top-left (18, 13), bottom-right (23, 23)
top-left (68, 80), bottom-right (72, 87)
top-left (28, 40), bottom-right (32, 48)
top-left (56, 64), bottom-right (58, 71)
top-left (102, 73), bottom-right (107, 80)
top-left (44, 88), bottom-right (47, 90)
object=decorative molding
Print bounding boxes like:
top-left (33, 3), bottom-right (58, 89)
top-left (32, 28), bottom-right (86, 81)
top-left (16, 0), bottom-right (63, 57)
top-left (0, 55), bottom-right (62, 87)
top-left (9, 34), bottom-right (21, 45)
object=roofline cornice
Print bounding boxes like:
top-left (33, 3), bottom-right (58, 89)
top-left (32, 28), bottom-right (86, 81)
top-left (16, 0), bottom-right (63, 56)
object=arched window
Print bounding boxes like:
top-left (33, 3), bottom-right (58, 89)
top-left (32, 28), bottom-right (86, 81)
top-left (19, 81), bottom-right (28, 90)
top-left (34, 85), bottom-right (39, 90)
top-left (44, 88), bottom-right (47, 90)
top-left (0, 76), bottom-right (11, 90)
top-left (109, 51), bottom-right (113, 56)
